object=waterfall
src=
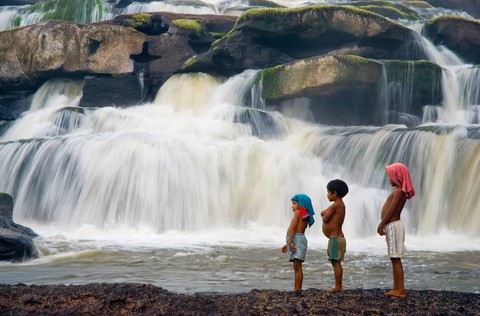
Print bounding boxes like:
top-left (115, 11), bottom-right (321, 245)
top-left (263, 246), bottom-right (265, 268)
top-left (0, 0), bottom-right (112, 30)
top-left (1, 79), bottom-right (85, 141)
top-left (0, 2), bottom-right (478, 242)
top-left (0, 6), bottom-right (23, 31)
top-left (121, 1), bottom-right (219, 15)
top-left (408, 26), bottom-right (480, 124)
top-left (0, 71), bottom-right (479, 239)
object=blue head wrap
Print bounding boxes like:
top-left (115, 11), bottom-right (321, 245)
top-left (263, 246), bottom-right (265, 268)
top-left (291, 193), bottom-right (315, 228)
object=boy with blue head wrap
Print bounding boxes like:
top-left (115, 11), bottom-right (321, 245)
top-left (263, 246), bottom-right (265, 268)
top-left (281, 193), bottom-right (315, 293)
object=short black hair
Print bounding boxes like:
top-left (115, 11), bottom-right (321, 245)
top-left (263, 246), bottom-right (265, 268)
top-left (327, 179), bottom-right (349, 198)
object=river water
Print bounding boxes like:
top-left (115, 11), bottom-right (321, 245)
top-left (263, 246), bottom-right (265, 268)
top-left (1, 224), bottom-right (479, 294)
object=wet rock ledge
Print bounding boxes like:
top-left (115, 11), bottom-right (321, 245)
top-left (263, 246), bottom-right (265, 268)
top-left (0, 283), bottom-right (478, 315)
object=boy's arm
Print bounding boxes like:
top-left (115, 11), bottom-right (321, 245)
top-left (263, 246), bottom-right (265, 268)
top-left (321, 205), bottom-right (336, 223)
top-left (287, 210), bottom-right (301, 246)
top-left (377, 189), bottom-right (405, 235)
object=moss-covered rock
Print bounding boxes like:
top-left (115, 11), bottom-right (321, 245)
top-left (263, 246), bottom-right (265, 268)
top-left (193, 5), bottom-right (415, 74)
top-left (172, 19), bottom-right (202, 36)
top-left (345, 1), bottom-right (421, 21)
top-left (259, 55), bottom-right (383, 101)
top-left (405, 1), bottom-right (434, 9)
top-left (256, 56), bottom-right (443, 126)
top-left (424, 16), bottom-right (480, 64)
top-left (383, 59), bottom-right (443, 117)
top-left (123, 13), bottom-right (152, 31)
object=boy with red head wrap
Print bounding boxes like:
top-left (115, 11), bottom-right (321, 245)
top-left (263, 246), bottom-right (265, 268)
top-left (377, 162), bottom-right (415, 298)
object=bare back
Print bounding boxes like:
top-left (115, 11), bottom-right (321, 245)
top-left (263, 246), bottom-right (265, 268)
top-left (321, 200), bottom-right (345, 238)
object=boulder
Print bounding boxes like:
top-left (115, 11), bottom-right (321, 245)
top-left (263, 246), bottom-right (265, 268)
top-left (0, 227), bottom-right (38, 262)
top-left (80, 75), bottom-right (146, 108)
top-left (102, 12), bottom-right (237, 101)
top-left (0, 12), bottom-right (236, 111)
top-left (0, 121), bottom-right (11, 136)
top-left (0, 193), bottom-right (14, 221)
top-left (348, 1), bottom-right (421, 21)
top-left (0, 20), bottom-right (146, 94)
top-left (257, 56), bottom-right (442, 126)
top-left (0, 193), bottom-right (39, 262)
top-left (259, 55), bottom-right (383, 101)
top-left (184, 5), bottom-right (418, 75)
top-left (423, 16), bottom-right (480, 64)
top-left (258, 55), bottom-right (384, 125)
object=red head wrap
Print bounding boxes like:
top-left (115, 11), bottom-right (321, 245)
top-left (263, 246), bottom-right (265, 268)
top-left (385, 163), bottom-right (415, 199)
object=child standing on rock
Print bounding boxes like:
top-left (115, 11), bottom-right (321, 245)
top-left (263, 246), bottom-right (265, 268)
top-left (320, 179), bottom-right (349, 292)
top-left (377, 162), bottom-right (415, 298)
top-left (282, 194), bottom-right (315, 293)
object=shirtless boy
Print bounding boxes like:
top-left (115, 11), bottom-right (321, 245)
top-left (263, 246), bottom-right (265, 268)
top-left (377, 162), bottom-right (415, 298)
top-left (282, 194), bottom-right (315, 292)
top-left (321, 179), bottom-right (349, 292)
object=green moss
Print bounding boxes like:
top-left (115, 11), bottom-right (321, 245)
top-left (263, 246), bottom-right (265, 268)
top-left (29, 0), bottom-right (104, 24)
top-left (359, 5), bottom-right (414, 20)
top-left (384, 59), bottom-right (442, 103)
top-left (237, 4), bottom-right (388, 23)
top-left (405, 1), bottom-right (433, 9)
top-left (124, 13), bottom-right (152, 30)
top-left (181, 54), bottom-right (212, 71)
top-left (427, 15), bottom-right (480, 26)
top-left (384, 59), bottom-right (440, 74)
top-left (335, 55), bottom-right (371, 65)
top-left (258, 65), bottom-right (284, 100)
top-left (182, 56), bottom-right (199, 70)
top-left (232, 4), bottom-right (401, 35)
top-left (237, 5), bottom-right (329, 23)
top-left (13, 16), bottom-right (21, 27)
top-left (208, 31), bottom-right (226, 39)
top-left (172, 19), bottom-right (202, 36)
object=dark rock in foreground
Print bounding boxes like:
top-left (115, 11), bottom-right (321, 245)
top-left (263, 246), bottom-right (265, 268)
top-left (0, 193), bottom-right (38, 262)
top-left (0, 283), bottom-right (478, 315)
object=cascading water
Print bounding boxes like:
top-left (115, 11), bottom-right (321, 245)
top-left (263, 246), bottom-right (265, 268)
top-left (0, 0), bottom-right (479, 294)
top-left (0, 0), bottom-right (112, 31)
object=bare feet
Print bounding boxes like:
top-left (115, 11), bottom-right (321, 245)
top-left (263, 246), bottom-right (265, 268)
top-left (386, 289), bottom-right (406, 298)
top-left (327, 287), bottom-right (343, 293)
top-left (293, 290), bottom-right (302, 297)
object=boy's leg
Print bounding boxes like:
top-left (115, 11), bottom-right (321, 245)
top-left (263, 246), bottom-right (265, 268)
top-left (329, 260), bottom-right (343, 292)
top-left (387, 258), bottom-right (406, 298)
top-left (293, 259), bottom-right (303, 291)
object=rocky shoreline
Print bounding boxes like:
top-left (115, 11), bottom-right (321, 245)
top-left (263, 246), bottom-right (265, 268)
top-left (0, 283), bottom-right (478, 315)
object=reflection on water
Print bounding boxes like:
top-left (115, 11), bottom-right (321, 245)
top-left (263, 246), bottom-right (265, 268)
top-left (1, 241), bottom-right (478, 294)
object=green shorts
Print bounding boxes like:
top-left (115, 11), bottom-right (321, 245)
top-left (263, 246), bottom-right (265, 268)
top-left (327, 237), bottom-right (346, 261)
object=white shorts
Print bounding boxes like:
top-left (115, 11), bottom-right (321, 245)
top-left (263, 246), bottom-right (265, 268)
top-left (385, 220), bottom-right (406, 258)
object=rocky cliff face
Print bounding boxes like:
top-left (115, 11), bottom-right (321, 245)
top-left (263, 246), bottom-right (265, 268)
top-left (0, 3), bottom-right (479, 126)
top-left (0, 21), bottom-right (145, 92)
